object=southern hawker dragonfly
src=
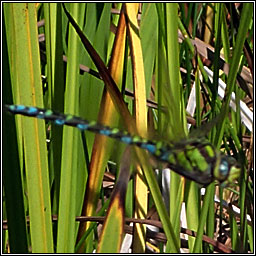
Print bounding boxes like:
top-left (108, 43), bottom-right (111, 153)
top-left (4, 104), bottom-right (240, 186)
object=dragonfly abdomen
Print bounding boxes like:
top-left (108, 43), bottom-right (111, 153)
top-left (4, 104), bottom-right (163, 151)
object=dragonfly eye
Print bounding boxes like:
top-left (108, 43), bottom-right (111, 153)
top-left (217, 155), bottom-right (241, 185)
top-left (219, 159), bottom-right (229, 177)
top-left (214, 156), bottom-right (231, 181)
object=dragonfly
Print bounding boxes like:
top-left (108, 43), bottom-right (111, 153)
top-left (4, 104), bottom-right (241, 186)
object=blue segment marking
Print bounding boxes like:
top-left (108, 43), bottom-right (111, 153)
top-left (160, 151), bottom-right (171, 161)
top-left (100, 129), bottom-right (112, 136)
top-left (16, 105), bottom-right (26, 111)
top-left (55, 119), bottom-right (65, 125)
top-left (27, 107), bottom-right (38, 114)
top-left (121, 136), bottom-right (132, 144)
top-left (77, 123), bottom-right (89, 130)
top-left (141, 143), bottom-right (156, 154)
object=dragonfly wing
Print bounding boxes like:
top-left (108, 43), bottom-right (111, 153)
top-left (188, 114), bottom-right (223, 139)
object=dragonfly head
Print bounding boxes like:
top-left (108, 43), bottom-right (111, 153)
top-left (215, 155), bottom-right (241, 186)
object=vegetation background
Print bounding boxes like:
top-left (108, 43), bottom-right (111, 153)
top-left (2, 2), bottom-right (253, 253)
